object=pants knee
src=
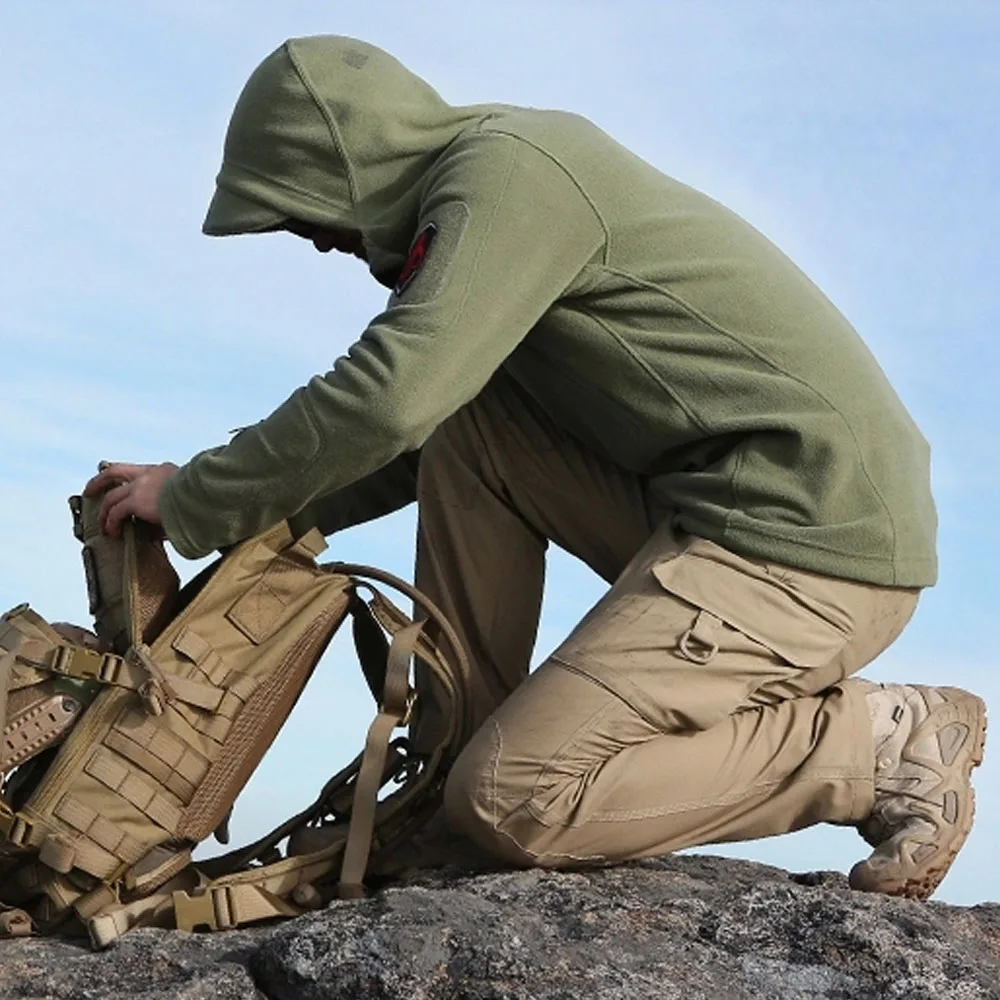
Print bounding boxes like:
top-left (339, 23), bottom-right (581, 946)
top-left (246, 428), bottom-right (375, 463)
top-left (443, 722), bottom-right (541, 867)
top-left (444, 722), bottom-right (508, 857)
top-left (444, 719), bottom-right (601, 868)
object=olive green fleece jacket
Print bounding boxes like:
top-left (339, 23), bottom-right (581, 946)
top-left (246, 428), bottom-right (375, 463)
top-left (160, 35), bottom-right (937, 588)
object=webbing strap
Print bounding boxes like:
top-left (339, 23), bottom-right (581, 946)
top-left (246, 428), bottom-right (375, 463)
top-left (87, 891), bottom-right (175, 949)
top-left (338, 621), bottom-right (422, 899)
top-left (171, 883), bottom-right (299, 933)
top-left (17, 642), bottom-right (224, 712)
top-left (0, 803), bottom-right (34, 847)
top-left (72, 883), bottom-right (118, 921)
top-left (327, 562), bottom-right (473, 749)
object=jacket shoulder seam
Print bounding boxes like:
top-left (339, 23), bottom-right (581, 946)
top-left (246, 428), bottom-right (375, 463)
top-left (473, 126), bottom-right (610, 264)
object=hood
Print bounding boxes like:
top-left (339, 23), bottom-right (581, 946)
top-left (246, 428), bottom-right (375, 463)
top-left (203, 36), bottom-right (492, 284)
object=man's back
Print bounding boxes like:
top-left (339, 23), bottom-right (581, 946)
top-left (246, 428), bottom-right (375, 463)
top-left (446, 106), bottom-right (938, 586)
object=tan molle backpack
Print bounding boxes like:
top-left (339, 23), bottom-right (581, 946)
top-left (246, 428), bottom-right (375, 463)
top-left (0, 492), bottom-right (471, 947)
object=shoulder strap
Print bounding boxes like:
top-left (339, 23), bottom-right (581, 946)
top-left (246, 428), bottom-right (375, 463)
top-left (326, 562), bottom-right (473, 749)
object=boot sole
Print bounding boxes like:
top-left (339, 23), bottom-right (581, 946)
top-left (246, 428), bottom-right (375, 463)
top-left (849, 686), bottom-right (987, 901)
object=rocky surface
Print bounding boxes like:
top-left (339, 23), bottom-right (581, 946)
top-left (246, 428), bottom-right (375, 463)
top-left (1, 855), bottom-right (999, 999)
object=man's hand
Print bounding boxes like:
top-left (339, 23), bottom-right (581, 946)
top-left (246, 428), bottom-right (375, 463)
top-left (83, 462), bottom-right (179, 538)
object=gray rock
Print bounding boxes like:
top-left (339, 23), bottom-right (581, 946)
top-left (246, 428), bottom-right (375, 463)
top-left (0, 925), bottom-right (265, 999)
top-left (1, 855), bottom-right (998, 999)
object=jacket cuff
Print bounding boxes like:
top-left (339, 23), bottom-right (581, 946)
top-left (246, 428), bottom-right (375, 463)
top-left (159, 470), bottom-right (209, 560)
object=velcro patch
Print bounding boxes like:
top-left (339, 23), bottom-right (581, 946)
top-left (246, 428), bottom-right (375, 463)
top-left (394, 224), bottom-right (437, 297)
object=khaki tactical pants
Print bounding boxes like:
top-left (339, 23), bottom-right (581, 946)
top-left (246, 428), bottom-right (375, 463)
top-left (413, 372), bottom-right (919, 866)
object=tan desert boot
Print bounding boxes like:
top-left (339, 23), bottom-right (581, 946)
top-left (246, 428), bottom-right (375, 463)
top-left (850, 681), bottom-right (986, 900)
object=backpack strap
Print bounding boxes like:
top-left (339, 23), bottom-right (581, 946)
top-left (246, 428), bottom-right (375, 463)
top-left (89, 837), bottom-right (348, 944)
top-left (349, 593), bottom-right (392, 703)
top-left (328, 562), bottom-right (473, 750)
top-left (338, 619), bottom-right (423, 898)
top-left (12, 635), bottom-right (225, 715)
top-left (1, 604), bottom-right (224, 716)
top-left (322, 564), bottom-right (473, 898)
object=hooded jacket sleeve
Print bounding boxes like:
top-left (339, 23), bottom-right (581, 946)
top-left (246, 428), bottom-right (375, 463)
top-left (286, 449), bottom-right (421, 538)
top-left (160, 130), bottom-right (606, 558)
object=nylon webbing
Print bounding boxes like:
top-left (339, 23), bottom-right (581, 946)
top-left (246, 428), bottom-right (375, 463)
top-left (338, 621), bottom-right (422, 898)
top-left (87, 891), bottom-right (175, 949)
top-left (326, 562), bottom-right (472, 749)
top-left (14, 641), bottom-right (224, 713)
top-left (171, 882), bottom-right (300, 933)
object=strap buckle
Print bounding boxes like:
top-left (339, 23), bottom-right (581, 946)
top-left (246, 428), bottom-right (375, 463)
top-left (50, 644), bottom-right (120, 682)
top-left (172, 887), bottom-right (233, 932)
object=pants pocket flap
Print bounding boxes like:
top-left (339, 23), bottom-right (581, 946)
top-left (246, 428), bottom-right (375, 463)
top-left (651, 540), bottom-right (851, 667)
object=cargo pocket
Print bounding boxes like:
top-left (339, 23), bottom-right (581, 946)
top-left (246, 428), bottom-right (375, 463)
top-left (651, 538), bottom-right (854, 713)
top-left (550, 535), bottom-right (858, 734)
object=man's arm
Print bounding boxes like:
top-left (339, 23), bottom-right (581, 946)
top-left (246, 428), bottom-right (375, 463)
top-left (160, 131), bottom-right (606, 559)
top-left (85, 450), bottom-right (419, 545)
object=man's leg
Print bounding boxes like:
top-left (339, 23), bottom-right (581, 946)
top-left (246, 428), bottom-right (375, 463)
top-left (444, 524), bottom-right (919, 863)
top-left (412, 370), bottom-right (662, 752)
top-left (416, 370), bottom-right (984, 898)
top-left (443, 523), bottom-right (984, 900)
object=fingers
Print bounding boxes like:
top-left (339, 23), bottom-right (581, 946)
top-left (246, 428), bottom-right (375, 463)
top-left (83, 462), bottom-right (177, 537)
top-left (100, 481), bottom-right (135, 537)
top-left (83, 471), bottom-right (114, 497)
top-left (83, 462), bottom-right (150, 497)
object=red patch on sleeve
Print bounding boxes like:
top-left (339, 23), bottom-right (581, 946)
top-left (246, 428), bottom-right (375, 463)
top-left (394, 223), bottom-right (437, 296)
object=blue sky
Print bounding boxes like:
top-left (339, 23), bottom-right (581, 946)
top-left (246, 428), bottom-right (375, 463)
top-left (1, 1), bottom-right (997, 904)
